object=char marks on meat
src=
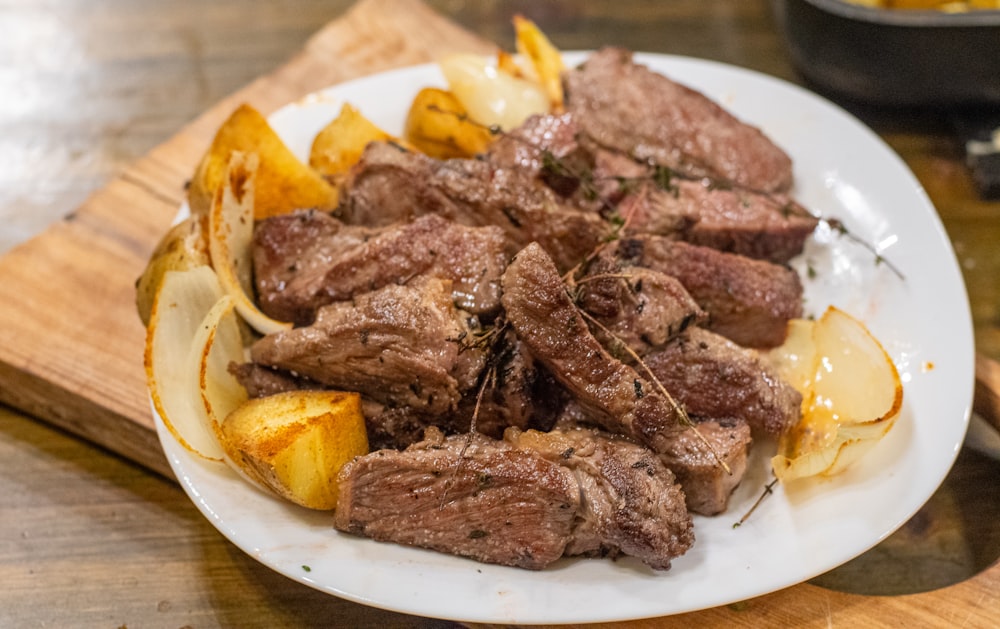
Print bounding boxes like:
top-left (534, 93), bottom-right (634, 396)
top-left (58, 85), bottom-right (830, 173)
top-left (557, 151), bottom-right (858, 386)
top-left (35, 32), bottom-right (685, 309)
top-left (253, 210), bottom-right (508, 325)
top-left (250, 277), bottom-right (485, 415)
top-left (611, 236), bottom-right (803, 348)
top-left (334, 428), bottom-right (580, 570)
top-left (564, 47), bottom-right (794, 193)
top-left (340, 142), bottom-right (611, 271)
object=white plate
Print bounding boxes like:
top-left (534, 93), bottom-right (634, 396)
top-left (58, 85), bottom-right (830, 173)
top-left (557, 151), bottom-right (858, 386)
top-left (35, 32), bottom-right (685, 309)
top-left (156, 52), bottom-right (975, 623)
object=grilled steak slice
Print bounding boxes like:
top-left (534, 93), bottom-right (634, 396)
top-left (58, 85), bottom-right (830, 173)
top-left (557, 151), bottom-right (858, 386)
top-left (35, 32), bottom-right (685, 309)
top-left (250, 209), bottom-right (375, 325)
top-left (253, 210), bottom-right (507, 325)
top-left (229, 362), bottom-right (318, 398)
top-left (334, 427), bottom-right (580, 570)
top-left (619, 180), bottom-right (817, 264)
top-left (486, 113), bottom-right (585, 173)
top-left (659, 420), bottom-right (752, 515)
top-left (553, 409), bottom-right (750, 516)
top-left (501, 242), bottom-right (686, 452)
top-left (577, 256), bottom-right (706, 355)
top-left (644, 327), bottom-right (801, 435)
top-left (507, 426), bottom-right (694, 570)
top-left (341, 142), bottom-right (611, 271)
top-left (250, 277), bottom-right (485, 414)
top-left (565, 47), bottom-right (793, 193)
top-left (612, 236), bottom-right (803, 348)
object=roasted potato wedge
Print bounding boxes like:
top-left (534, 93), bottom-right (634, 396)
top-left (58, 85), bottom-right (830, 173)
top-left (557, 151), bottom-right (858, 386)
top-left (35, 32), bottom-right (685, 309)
top-left (513, 15), bottom-right (565, 112)
top-left (188, 103), bottom-right (338, 220)
top-left (220, 390), bottom-right (369, 510)
top-left (404, 87), bottom-right (496, 159)
top-left (135, 216), bottom-right (210, 326)
top-left (310, 103), bottom-right (403, 179)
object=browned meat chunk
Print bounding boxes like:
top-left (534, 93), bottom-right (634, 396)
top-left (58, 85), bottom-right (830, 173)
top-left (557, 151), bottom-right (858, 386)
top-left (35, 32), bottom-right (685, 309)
top-left (253, 210), bottom-right (508, 325)
top-left (228, 362), bottom-right (318, 398)
top-left (501, 242), bottom-right (686, 453)
top-left (250, 209), bottom-right (374, 325)
top-left (659, 420), bottom-right (752, 515)
top-left (612, 236), bottom-right (803, 348)
top-left (565, 47), bottom-right (794, 193)
top-left (486, 112), bottom-right (586, 175)
top-left (577, 257), bottom-right (706, 355)
top-left (446, 330), bottom-right (566, 440)
top-left (619, 180), bottom-right (818, 264)
top-left (340, 142), bottom-right (612, 271)
top-left (250, 277), bottom-right (485, 415)
top-left (508, 426), bottom-right (694, 570)
top-left (644, 327), bottom-right (802, 435)
top-left (334, 428), bottom-right (580, 570)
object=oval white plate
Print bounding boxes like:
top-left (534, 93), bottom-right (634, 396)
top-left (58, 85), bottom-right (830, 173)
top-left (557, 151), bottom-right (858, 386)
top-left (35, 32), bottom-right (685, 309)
top-left (156, 52), bottom-right (974, 624)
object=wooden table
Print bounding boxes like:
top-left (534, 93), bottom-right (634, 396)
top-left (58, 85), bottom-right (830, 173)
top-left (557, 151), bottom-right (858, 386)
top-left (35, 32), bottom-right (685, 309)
top-left (1, 1), bottom-right (998, 627)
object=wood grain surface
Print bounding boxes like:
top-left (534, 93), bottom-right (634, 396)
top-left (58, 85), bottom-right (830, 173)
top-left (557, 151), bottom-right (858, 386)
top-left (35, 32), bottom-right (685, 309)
top-left (0, 0), bottom-right (998, 626)
top-left (0, 0), bottom-right (495, 478)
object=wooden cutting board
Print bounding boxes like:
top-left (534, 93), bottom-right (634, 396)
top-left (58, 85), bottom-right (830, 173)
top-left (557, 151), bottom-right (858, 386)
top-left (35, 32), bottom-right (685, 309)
top-left (0, 0), bottom-right (493, 479)
top-left (0, 0), bottom-right (995, 625)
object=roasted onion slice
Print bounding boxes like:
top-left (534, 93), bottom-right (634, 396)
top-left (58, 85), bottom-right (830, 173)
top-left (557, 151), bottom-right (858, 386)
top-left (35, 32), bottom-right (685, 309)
top-left (766, 306), bottom-right (903, 482)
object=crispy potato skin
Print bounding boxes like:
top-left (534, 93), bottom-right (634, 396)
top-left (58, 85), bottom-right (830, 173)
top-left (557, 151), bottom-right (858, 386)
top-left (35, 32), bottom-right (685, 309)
top-left (220, 390), bottom-right (369, 510)
top-left (188, 103), bottom-right (338, 220)
top-left (404, 87), bottom-right (495, 159)
top-left (135, 217), bottom-right (210, 326)
top-left (310, 103), bottom-right (402, 179)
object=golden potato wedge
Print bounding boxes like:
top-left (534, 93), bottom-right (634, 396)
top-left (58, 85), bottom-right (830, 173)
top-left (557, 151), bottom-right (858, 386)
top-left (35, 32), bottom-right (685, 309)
top-left (220, 390), bottom-right (369, 510)
top-left (188, 103), bottom-right (339, 220)
top-left (404, 87), bottom-right (496, 159)
top-left (310, 103), bottom-right (402, 179)
top-left (513, 15), bottom-right (565, 112)
top-left (135, 216), bottom-right (210, 326)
